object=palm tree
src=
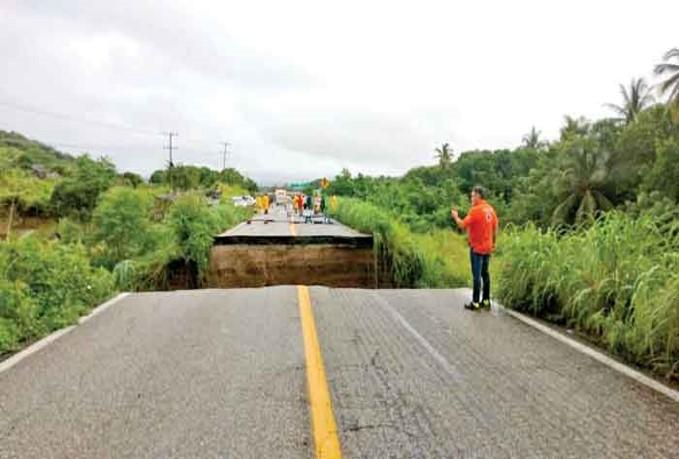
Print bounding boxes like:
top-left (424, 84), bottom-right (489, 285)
top-left (605, 78), bottom-right (654, 123)
top-left (551, 137), bottom-right (614, 226)
top-left (559, 116), bottom-right (589, 141)
top-left (522, 126), bottom-right (545, 149)
top-left (434, 143), bottom-right (453, 169)
top-left (654, 48), bottom-right (679, 105)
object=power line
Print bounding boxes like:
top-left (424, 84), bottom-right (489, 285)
top-left (0, 101), bottom-right (237, 171)
top-left (0, 100), bottom-right (159, 136)
top-left (163, 132), bottom-right (178, 191)
top-left (39, 139), bottom-right (221, 167)
top-left (222, 142), bottom-right (231, 170)
top-left (163, 132), bottom-right (178, 166)
top-left (0, 100), bottom-right (225, 151)
top-left (43, 141), bottom-right (151, 151)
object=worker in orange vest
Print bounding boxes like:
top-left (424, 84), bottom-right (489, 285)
top-left (451, 185), bottom-right (498, 310)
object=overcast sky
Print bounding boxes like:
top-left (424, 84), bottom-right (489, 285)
top-left (1, 1), bottom-right (677, 184)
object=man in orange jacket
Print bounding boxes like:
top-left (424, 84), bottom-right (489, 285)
top-left (451, 186), bottom-right (498, 310)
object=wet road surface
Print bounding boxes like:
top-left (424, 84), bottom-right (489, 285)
top-left (1, 287), bottom-right (678, 458)
top-left (217, 207), bottom-right (369, 241)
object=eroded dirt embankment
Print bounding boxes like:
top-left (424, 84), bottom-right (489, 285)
top-left (207, 243), bottom-right (376, 288)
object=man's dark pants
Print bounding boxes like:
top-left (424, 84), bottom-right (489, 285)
top-left (470, 249), bottom-right (490, 304)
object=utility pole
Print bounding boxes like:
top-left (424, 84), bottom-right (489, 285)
top-left (220, 141), bottom-right (230, 170)
top-left (163, 132), bottom-right (178, 191)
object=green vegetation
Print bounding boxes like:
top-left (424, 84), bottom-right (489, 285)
top-left (605, 78), bottom-right (654, 124)
top-left (654, 48), bottom-right (679, 108)
top-left (498, 214), bottom-right (679, 379)
top-left (328, 100), bottom-right (679, 233)
top-left (0, 131), bottom-right (76, 173)
top-left (326, 48), bottom-right (679, 380)
top-left (329, 198), bottom-right (467, 288)
top-left (166, 192), bottom-right (250, 278)
top-left (91, 187), bottom-right (157, 268)
top-left (0, 236), bottom-right (113, 352)
top-left (0, 131), bottom-right (255, 354)
top-left (50, 156), bottom-right (117, 220)
top-left (0, 169), bottom-right (55, 236)
top-left (3, 48), bottom-right (679, 379)
top-left (327, 146), bottom-right (539, 232)
top-left (150, 165), bottom-right (257, 193)
top-left (106, 191), bottom-right (250, 292)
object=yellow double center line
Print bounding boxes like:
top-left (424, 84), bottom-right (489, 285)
top-left (297, 285), bottom-right (342, 459)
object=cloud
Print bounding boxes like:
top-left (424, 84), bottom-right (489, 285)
top-left (1, 0), bottom-right (678, 184)
top-left (12, 0), bottom-right (312, 90)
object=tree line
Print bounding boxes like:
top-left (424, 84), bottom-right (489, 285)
top-left (328, 47), bottom-right (679, 232)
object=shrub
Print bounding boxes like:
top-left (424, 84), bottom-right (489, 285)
top-left (111, 224), bottom-right (179, 291)
top-left (0, 280), bottom-right (38, 351)
top-left (91, 187), bottom-right (154, 268)
top-left (498, 213), bottom-right (679, 379)
top-left (50, 156), bottom-right (116, 220)
top-left (166, 193), bottom-right (249, 284)
top-left (57, 217), bottom-right (85, 244)
top-left (0, 169), bottom-right (55, 234)
top-left (166, 194), bottom-right (218, 277)
top-left (0, 236), bottom-right (114, 353)
top-left (0, 317), bottom-right (21, 352)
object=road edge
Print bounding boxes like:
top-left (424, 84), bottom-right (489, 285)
top-left (493, 301), bottom-right (679, 403)
top-left (0, 292), bottom-right (130, 375)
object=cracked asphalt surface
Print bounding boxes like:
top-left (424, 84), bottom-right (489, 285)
top-left (1, 287), bottom-right (678, 458)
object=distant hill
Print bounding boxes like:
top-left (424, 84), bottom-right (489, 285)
top-left (0, 130), bottom-right (259, 196)
top-left (0, 130), bottom-right (76, 174)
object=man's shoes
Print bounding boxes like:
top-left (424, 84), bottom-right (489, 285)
top-left (481, 299), bottom-right (491, 309)
top-left (464, 302), bottom-right (480, 310)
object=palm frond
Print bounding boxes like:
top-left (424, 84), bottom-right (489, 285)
top-left (552, 193), bottom-right (578, 226)
top-left (619, 83), bottom-right (631, 104)
top-left (659, 72), bottom-right (679, 94)
top-left (654, 48), bottom-right (679, 106)
top-left (655, 63), bottom-right (679, 75)
top-left (662, 47), bottom-right (679, 61)
top-left (592, 190), bottom-right (613, 211)
top-left (604, 103), bottom-right (626, 118)
top-left (607, 77), bottom-right (654, 122)
top-left (640, 93), bottom-right (655, 106)
top-left (575, 190), bottom-right (596, 224)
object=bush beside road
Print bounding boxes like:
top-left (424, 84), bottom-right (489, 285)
top-left (498, 213), bottom-right (679, 382)
top-left (0, 133), bottom-right (255, 355)
top-left (329, 197), bottom-right (468, 288)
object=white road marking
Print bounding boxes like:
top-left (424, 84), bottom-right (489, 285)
top-left (0, 293), bottom-right (129, 375)
top-left (502, 306), bottom-right (679, 403)
top-left (373, 293), bottom-right (462, 382)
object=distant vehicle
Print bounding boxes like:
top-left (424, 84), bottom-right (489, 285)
top-left (231, 195), bottom-right (255, 207)
top-left (275, 189), bottom-right (288, 206)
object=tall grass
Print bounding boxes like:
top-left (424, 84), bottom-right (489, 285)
top-left (413, 230), bottom-right (472, 287)
top-left (329, 197), bottom-right (467, 287)
top-left (498, 213), bottom-right (679, 379)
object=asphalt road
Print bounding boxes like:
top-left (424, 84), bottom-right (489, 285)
top-left (1, 287), bottom-right (678, 458)
top-left (216, 207), bottom-right (370, 240)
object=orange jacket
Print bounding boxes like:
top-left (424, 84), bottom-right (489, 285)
top-left (462, 199), bottom-right (498, 255)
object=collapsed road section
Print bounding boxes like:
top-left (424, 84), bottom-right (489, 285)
top-left (207, 208), bottom-right (375, 288)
